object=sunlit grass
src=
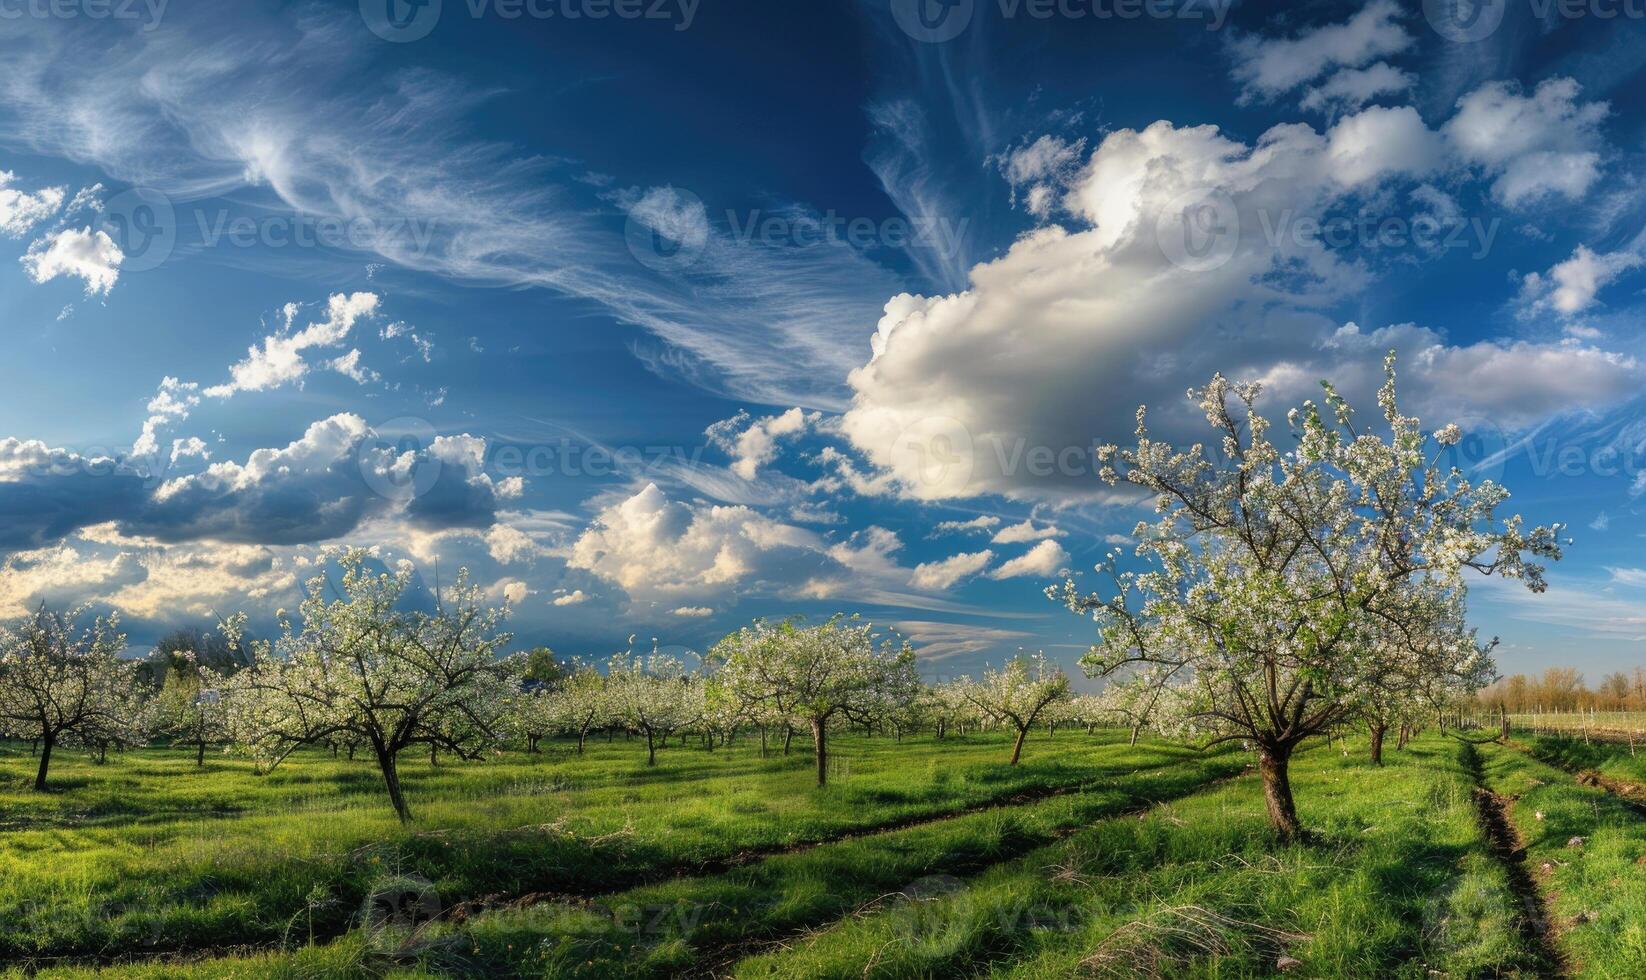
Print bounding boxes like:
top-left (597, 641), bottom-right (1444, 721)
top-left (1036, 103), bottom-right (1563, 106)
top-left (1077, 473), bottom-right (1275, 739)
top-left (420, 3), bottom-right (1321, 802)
top-left (0, 730), bottom-right (1185, 962)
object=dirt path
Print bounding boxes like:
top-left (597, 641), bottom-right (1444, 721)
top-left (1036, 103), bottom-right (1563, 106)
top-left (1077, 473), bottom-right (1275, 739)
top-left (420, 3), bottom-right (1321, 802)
top-left (1458, 742), bottom-right (1565, 978)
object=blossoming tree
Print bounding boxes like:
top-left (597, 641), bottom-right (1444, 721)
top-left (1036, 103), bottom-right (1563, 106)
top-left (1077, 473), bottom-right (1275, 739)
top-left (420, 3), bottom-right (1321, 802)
top-left (1051, 356), bottom-right (1561, 838)
top-left (223, 551), bottom-right (516, 822)
top-left (712, 616), bottom-right (918, 786)
top-left (0, 605), bottom-right (137, 790)
top-left (606, 644), bottom-right (704, 766)
top-left (960, 652), bottom-right (1071, 764)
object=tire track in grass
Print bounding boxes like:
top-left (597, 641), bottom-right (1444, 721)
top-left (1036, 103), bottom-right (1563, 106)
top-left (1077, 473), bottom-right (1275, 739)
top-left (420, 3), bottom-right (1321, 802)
top-left (1504, 737), bottom-right (1646, 818)
top-left (1458, 740), bottom-right (1565, 978)
top-left (684, 772), bottom-right (1253, 980)
top-left (1, 751), bottom-right (1237, 972)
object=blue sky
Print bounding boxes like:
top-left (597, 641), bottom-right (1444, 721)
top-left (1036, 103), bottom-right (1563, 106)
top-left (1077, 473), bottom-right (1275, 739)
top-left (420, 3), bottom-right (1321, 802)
top-left (2, 0), bottom-right (1646, 682)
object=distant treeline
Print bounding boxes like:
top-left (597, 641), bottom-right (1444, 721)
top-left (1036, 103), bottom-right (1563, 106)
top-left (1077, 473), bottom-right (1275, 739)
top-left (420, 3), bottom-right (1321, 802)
top-left (1474, 667), bottom-right (1646, 713)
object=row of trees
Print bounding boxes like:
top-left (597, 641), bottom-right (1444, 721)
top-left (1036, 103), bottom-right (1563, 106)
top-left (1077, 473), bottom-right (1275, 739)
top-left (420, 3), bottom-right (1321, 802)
top-left (1, 356), bottom-right (1558, 841)
top-left (1474, 667), bottom-right (1646, 714)
top-left (0, 555), bottom-right (1094, 821)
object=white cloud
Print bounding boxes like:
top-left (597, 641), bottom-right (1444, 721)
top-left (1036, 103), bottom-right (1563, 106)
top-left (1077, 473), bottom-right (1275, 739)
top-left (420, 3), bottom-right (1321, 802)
top-left (998, 135), bottom-right (1085, 218)
top-left (1443, 78), bottom-right (1609, 208)
top-left (1325, 105), bottom-right (1442, 186)
top-left (22, 227), bottom-right (122, 295)
top-left (0, 170), bottom-right (64, 236)
top-left (987, 540), bottom-right (1070, 580)
top-left (706, 407), bottom-right (818, 480)
top-left (1300, 62), bottom-right (1415, 114)
top-left (1519, 245), bottom-right (1642, 319)
top-left (893, 620), bottom-right (1034, 663)
top-left (671, 605), bottom-right (713, 618)
top-left (552, 589), bottom-right (589, 606)
top-left (169, 437), bottom-right (209, 463)
top-left (933, 515), bottom-right (1000, 535)
top-left (497, 579), bottom-right (532, 605)
top-left (1609, 567), bottom-right (1646, 588)
top-left (991, 520), bottom-right (1066, 545)
top-left (1229, 0), bottom-right (1411, 102)
top-left (567, 483), bottom-right (828, 601)
top-left (133, 377), bottom-right (201, 459)
top-left (206, 292), bottom-right (380, 397)
top-left (840, 108), bottom-right (1640, 502)
top-left (910, 549), bottom-right (993, 591)
top-left (328, 348), bottom-right (380, 385)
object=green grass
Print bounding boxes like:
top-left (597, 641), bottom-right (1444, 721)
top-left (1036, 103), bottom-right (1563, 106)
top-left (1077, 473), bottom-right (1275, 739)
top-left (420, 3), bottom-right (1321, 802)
top-left (727, 738), bottom-right (1539, 979)
top-left (0, 731), bottom-right (1193, 964)
top-left (2, 732), bottom-right (1604, 978)
top-left (1474, 738), bottom-right (1646, 974)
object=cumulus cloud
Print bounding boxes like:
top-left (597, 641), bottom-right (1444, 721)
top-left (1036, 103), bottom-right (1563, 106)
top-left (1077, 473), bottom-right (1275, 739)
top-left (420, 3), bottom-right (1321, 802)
top-left (0, 538), bottom-right (297, 620)
top-left (1229, 0), bottom-right (1411, 102)
top-left (0, 170), bottom-right (64, 236)
top-left (988, 540), bottom-right (1070, 580)
top-left (910, 549), bottom-right (993, 591)
top-left (991, 520), bottom-right (1066, 545)
top-left (1443, 78), bottom-right (1609, 208)
top-left (22, 227), bottom-right (122, 295)
top-left (839, 104), bottom-right (1641, 502)
top-left (328, 348), bottom-right (379, 385)
top-left (169, 437), bottom-right (209, 463)
top-left (206, 292), bottom-right (380, 397)
top-left (671, 605), bottom-right (713, 617)
top-left (1300, 62), bottom-right (1415, 114)
top-left (568, 483), bottom-right (831, 601)
top-left (707, 407), bottom-right (818, 480)
top-left (133, 377), bottom-right (201, 459)
top-left (552, 589), bottom-right (589, 606)
top-left (0, 413), bottom-right (508, 551)
top-left (1519, 245), bottom-right (1643, 320)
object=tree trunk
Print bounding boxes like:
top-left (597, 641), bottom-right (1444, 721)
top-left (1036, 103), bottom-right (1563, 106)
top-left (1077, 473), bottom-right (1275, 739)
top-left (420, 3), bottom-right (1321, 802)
top-left (576, 730), bottom-right (587, 754)
top-left (33, 731), bottom-right (55, 791)
top-left (197, 738), bottom-right (207, 766)
top-left (645, 730), bottom-right (657, 766)
top-left (783, 726), bottom-right (793, 756)
top-left (1129, 724), bottom-right (1140, 746)
top-left (1009, 724), bottom-right (1028, 765)
top-left (377, 751), bottom-right (412, 823)
top-left (759, 724), bottom-right (768, 756)
top-left (1257, 743), bottom-right (1301, 840)
top-left (348, 744), bottom-right (356, 761)
top-left (1369, 724), bottom-right (1386, 766)
top-left (810, 717), bottom-right (828, 787)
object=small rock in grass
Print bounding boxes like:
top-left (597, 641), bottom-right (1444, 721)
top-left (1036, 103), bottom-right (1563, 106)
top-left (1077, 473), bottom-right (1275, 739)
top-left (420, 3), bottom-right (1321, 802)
top-left (1276, 956), bottom-right (1302, 972)
top-left (1534, 811), bottom-right (1545, 821)
top-left (1567, 836), bottom-right (1586, 848)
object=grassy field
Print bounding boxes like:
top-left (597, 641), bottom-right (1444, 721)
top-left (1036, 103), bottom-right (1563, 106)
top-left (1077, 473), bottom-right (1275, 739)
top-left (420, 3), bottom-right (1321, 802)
top-left (3, 729), bottom-right (1640, 977)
